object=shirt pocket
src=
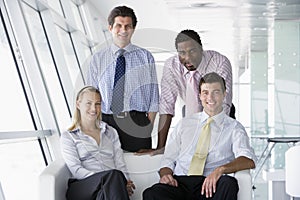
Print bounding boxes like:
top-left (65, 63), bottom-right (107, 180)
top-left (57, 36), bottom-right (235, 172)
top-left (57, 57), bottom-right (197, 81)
top-left (75, 142), bottom-right (93, 161)
top-left (99, 148), bottom-right (114, 159)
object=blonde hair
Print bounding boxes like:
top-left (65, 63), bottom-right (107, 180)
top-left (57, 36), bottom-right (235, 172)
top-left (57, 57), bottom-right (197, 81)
top-left (68, 86), bottom-right (102, 131)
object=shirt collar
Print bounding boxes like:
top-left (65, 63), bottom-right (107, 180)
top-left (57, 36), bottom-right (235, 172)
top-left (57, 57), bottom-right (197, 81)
top-left (111, 43), bottom-right (133, 55)
top-left (70, 121), bottom-right (108, 136)
top-left (201, 110), bottom-right (226, 126)
top-left (180, 55), bottom-right (205, 77)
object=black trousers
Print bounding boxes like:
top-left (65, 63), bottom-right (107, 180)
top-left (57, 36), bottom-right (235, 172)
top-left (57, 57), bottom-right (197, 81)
top-left (143, 175), bottom-right (239, 200)
top-left (102, 111), bottom-right (153, 152)
top-left (66, 169), bottom-right (129, 200)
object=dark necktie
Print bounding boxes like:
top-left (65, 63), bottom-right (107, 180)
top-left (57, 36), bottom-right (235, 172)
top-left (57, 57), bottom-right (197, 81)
top-left (111, 50), bottom-right (125, 114)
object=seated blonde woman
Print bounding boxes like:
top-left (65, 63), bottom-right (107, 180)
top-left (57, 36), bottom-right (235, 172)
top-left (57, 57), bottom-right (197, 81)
top-left (60, 86), bottom-right (135, 200)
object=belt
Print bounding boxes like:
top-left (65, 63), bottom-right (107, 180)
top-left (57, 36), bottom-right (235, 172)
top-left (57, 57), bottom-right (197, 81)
top-left (115, 111), bottom-right (129, 118)
top-left (103, 111), bottom-right (146, 119)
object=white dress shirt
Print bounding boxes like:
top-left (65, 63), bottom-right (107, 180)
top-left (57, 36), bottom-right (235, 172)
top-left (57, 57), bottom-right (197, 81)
top-left (161, 111), bottom-right (256, 176)
top-left (60, 121), bottom-right (129, 180)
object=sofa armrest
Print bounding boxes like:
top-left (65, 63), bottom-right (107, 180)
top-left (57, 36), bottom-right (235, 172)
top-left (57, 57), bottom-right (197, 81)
top-left (234, 169), bottom-right (252, 200)
top-left (38, 158), bottom-right (71, 200)
top-left (124, 153), bottom-right (162, 200)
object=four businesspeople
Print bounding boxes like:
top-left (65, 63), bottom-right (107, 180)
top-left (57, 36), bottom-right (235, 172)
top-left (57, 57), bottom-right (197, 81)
top-left (87, 6), bottom-right (159, 152)
top-left (143, 72), bottom-right (256, 200)
top-left (138, 29), bottom-right (234, 155)
top-left (77, 4), bottom-right (256, 200)
top-left (60, 86), bottom-right (135, 200)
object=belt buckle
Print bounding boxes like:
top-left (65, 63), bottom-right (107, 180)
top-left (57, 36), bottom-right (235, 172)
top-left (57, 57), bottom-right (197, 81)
top-left (116, 112), bottom-right (128, 118)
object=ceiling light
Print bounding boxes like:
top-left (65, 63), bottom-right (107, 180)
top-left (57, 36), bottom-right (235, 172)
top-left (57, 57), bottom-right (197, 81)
top-left (253, 27), bottom-right (268, 31)
top-left (189, 3), bottom-right (216, 8)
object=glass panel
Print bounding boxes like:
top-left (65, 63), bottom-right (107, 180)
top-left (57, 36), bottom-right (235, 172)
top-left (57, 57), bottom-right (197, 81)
top-left (274, 21), bottom-right (300, 137)
top-left (21, 2), bottom-right (71, 130)
top-left (77, 42), bottom-right (92, 82)
top-left (0, 9), bottom-right (34, 131)
top-left (250, 52), bottom-right (268, 134)
top-left (0, 139), bottom-right (45, 200)
top-left (46, 0), bottom-right (64, 16)
top-left (55, 25), bottom-right (84, 88)
top-left (0, 5), bottom-right (47, 200)
top-left (69, 2), bottom-right (85, 34)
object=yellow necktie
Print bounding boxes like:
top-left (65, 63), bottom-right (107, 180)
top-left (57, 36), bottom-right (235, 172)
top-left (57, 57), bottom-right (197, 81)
top-left (188, 118), bottom-right (213, 175)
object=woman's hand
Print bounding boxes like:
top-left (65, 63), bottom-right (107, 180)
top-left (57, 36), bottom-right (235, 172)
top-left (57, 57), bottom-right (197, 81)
top-left (126, 180), bottom-right (135, 196)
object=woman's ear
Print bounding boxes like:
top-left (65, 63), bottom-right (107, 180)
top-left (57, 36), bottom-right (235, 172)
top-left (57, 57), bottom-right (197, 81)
top-left (76, 100), bottom-right (80, 110)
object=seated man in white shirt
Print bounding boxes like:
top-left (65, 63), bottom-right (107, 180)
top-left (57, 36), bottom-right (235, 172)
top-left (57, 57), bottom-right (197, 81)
top-left (143, 72), bottom-right (256, 200)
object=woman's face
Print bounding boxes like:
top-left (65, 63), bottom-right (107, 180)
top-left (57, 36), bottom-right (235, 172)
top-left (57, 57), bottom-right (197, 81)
top-left (77, 91), bottom-right (101, 122)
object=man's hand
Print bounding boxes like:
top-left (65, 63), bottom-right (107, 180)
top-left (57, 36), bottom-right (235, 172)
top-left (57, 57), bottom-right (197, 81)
top-left (134, 147), bottom-right (165, 156)
top-left (201, 168), bottom-right (223, 198)
top-left (126, 180), bottom-right (135, 196)
top-left (160, 174), bottom-right (178, 187)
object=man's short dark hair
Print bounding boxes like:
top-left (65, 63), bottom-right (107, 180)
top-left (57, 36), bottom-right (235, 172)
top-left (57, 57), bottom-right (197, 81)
top-left (175, 29), bottom-right (202, 50)
top-left (108, 6), bottom-right (137, 28)
top-left (199, 72), bottom-right (226, 92)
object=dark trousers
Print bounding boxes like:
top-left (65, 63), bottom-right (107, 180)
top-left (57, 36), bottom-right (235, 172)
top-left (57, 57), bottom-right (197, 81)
top-left (102, 111), bottom-right (153, 152)
top-left (143, 175), bottom-right (239, 200)
top-left (66, 169), bottom-right (129, 200)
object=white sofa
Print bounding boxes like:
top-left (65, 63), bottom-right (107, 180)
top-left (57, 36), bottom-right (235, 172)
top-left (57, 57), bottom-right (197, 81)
top-left (39, 153), bottom-right (252, 200)
top-left (286, 145), bottom-right (300, 198)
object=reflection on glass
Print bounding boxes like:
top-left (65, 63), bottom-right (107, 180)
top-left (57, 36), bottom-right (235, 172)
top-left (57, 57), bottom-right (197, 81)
top-left (55, 25), bottom-right (84, 88)
top-left (21, 2), bottom-right (71, 130)
top-left (0, 140), bottom-right (45, 200)
top-left (73, 36), bottom-right (92, 85)
top-left (0, 11), bottom-right (33, 131)
top-left (70, 2), bottom-right (85, 34)
top-left (46, 0), bottom-right (64, 16)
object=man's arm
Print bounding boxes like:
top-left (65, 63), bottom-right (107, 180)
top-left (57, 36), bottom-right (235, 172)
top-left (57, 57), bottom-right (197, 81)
top-left (147, 112), bottom-right (157, 124)
top-left (159, 167), bottom-right (173, 177)
top-left (214, 156), bottom-right (255, 175)
top-left (86, 55), bottom-right (98, 88)
top-left (156, 114), bottom-right (173, 149)
top-left (136, 57), bottom-right (179, 155)
top-left (218, 54), bottom-right (233, 115)
top-left (159, 167), bottom-right (178, 187)
top-left (135, 114), bottom-right (172, 155)
top-left (202, 156), bottom-right (255, 198)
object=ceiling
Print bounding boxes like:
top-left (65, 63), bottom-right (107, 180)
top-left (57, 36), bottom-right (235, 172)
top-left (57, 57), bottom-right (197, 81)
top-left (89, 0), bottom-right (300, 74)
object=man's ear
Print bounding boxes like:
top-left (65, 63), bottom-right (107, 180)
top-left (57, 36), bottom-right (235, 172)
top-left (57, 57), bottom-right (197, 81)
top-left (108, 25), bottom-right (112, 32)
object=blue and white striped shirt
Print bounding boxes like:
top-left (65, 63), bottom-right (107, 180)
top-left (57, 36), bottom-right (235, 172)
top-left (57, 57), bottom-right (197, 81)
top-left (87, 43), bottom-right (159, 114)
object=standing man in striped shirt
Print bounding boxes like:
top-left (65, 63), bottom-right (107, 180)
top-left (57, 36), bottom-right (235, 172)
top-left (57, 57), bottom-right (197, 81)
top-left (137, 29), bottom-right (233, 155)
top-left (87, 6), bottom-right (159, 152)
